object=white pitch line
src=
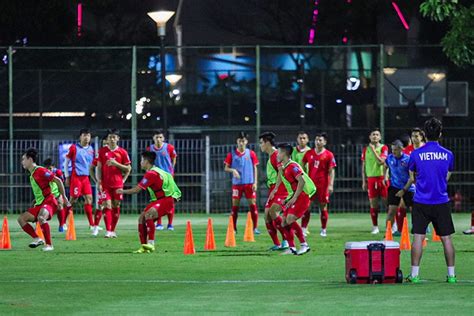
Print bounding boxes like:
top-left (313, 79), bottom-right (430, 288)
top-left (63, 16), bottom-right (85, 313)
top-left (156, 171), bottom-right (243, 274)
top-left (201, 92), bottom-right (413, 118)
top-left (0, 279), bottom-right (315, 284)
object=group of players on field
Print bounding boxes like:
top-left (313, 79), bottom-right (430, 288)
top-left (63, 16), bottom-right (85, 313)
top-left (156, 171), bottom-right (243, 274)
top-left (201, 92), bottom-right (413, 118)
top-left (16, 121), bottom-right (472, 261)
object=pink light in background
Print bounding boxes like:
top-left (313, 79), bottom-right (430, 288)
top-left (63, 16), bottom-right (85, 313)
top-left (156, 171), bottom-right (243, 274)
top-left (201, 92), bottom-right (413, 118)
top-left (77, 2), bottom-right (83, 37)
top-left (391, 1), bottom-right (409, 30)
top-left (307, 0), bottom-right (320, 44)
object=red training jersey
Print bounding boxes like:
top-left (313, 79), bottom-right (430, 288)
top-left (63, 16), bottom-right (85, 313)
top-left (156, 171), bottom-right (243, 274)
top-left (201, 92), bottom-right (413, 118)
top-left (302, 148), bottom-right (336, 181)
top-left (269, 150), bottom-right (287, 195)
top-left (403, 144), bottom-right (414, 155)
top-left (31, 166), bottom-right (56, 199)
top-left (283, 162), bottom-right (304, 192)
top-left (98, 146), bottom-right (131, 188)
top-left (138, 170), bottom-right (165, 200)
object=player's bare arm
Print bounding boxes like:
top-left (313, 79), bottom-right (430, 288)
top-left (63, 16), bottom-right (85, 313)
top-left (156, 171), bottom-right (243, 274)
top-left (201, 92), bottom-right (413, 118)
top-left (53, 176), bottom-right (70, 206)
top-left (328, 167), bottom-right (335, 194)
top-left (369, 144), bottom-right (386, 164)
top-left (224, 164), bottom-right (240, 179)
top-left (63, 157), bottom-right (70, 186)
top-left (397, 170), bottom-right (416, 197)
top-left (117, 186), bottom-right (142, 195)
top-left (361, 162), bottom-right (367, 191)
top-left (252, 164), bottom-right (258, 192)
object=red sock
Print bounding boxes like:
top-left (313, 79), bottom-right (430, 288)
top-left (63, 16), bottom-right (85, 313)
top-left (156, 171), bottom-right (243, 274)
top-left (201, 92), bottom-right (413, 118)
top-left (21, 223), bottom-right (38, 238)
top-left (157, 216), bottom-right (162, 225)
top-left (266, 221), bottom-right (280, 246)
top-left (273, 216), bottom-right (286, 240)
top-left (370, 207), bottom-right (379, 226)
top-left (321, 209), bottom-right (329, 229)
top-left (249, 204), bottom-right (258, 229)
top-left (104, 208), bottom-right (112, 231)
top-left (301, 210), bottom-right (311, 228)
top-left (94, 209), bottom-right (103, 226)
top-left (284, 225), bottom-right (295, 248)
top-left (40, 222), bottom-right (52, 245)
top-left (138, 223), bottom-right (147, 244)
top-left (291, 221), bottom-right (306, 244)
top-left (167, 208), bottom-right (174, 226)
top-left (84, 204), bottom-right (94, 226)
top-left (64, 205), bottom-right (71, 223)
top-left (471, 211), bottom-right (474, 227)
top-left (146, 219), bottom-right (156, 241)
top-left (231, 206), bottom-right (239, 231)
top-left (396, 207), bottom-right (406, 232)
top-left (57, 208), bottom-right (64, 226)
top-left (111, 207), bottom-right (120, 231)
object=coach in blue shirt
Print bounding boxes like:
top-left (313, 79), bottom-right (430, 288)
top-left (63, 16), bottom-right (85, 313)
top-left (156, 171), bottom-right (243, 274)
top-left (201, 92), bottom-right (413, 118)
top-left (405, 118), bottom-right (456, 283)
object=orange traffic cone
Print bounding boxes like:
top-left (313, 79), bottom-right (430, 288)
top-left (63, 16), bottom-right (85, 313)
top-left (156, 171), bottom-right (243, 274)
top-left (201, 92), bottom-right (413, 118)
top-left (400, 217), bottom-right (411, 250)
top-left (432, 227), bottom-right (441, 242)
top-left (225, 215), bottom-right (236, 247)
top-left (183, 221), bottom-right (195, 255)
top-left (35, 222), bottom-right (45, 240)
top-left (65, 211), bottom-right (76, 241)
top-left (204, 218), bottom-right (216, 251)
top-left (422, 237), bottom-right (427, 248)
top-left (1, 216), bottom-right (12, 250)
top-left (243, 212), bottom-right (255, 242)
top-left (385, 221), bottom-right (393, 241)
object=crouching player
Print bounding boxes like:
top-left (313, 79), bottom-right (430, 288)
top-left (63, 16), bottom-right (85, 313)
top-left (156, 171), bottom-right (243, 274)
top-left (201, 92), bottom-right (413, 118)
top-left (117, 152), bottom-right (181, 253)
top-left (276, 143), bottom-right (316, 255)
top-left (17, 149), bottom-right (70, 251)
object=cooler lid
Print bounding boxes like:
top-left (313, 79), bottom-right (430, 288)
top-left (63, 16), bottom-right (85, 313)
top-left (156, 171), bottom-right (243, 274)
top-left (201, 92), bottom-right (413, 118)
top-left (345, 241), bottom-right (400, 249)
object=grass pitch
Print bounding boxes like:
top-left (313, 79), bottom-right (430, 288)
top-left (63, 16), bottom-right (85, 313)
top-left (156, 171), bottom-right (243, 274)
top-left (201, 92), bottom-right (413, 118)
top-left (0, 213), bottom-right (473, 315)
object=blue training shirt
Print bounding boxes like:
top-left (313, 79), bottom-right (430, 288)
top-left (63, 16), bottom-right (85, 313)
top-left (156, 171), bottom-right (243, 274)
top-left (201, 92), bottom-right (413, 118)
top-left (386, 153), bottom-right (415, 192)
top-left (408, 141), bottom-right (454, 204)
top-left (231, 149), bottom-right (255, 185)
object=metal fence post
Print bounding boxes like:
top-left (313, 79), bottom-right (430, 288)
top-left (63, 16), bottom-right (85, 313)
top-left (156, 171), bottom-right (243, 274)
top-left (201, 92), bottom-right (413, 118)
top-left (8, 46), bottom-right (14, 213)
top-left (205, 135), bottom-right (210, 214)
top-left (131, 46), bottom-right (138, 211)
top-left (379, 44), bottom-right (385, 143)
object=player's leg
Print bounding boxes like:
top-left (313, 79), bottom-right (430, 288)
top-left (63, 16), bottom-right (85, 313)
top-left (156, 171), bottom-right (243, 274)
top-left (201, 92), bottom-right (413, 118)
top-left (166, 205), bottom-right (175, 231)
top-left (56, 195), bottom-right (67, 232)
top-left (268, 203), bottom-right (287, 248)
top-left (394, 198), bottom-right (406, 234)
top-left (300, 208), bottom-right (311, 236)
top-left (134, 212), bottom-right (149, 253)
top-left (82, 177), bottom-right (95, 228)
top-left (231, 186), bottom-right (242, 232)
top-left (247, 197), bottom-right (259, 234)
top-left (37, 207), bottom-right (54, 251)
top-left (463, 210), bottom-right (474, 235)
top-left (103, 191), bottom-right (114, 238)
top-left (407, 203), bottom-right (430, 282)
top-left (282, 213), bottom-right (307, 255)
top-left (17, 211), bottom-right (42, 247)
top-left (111, 199), bottom-right (121, 236)
top-left (264, 206), bottom-right (281, 249)
top-left (369, 197), bottom-right (380, 234)
top-left (319, 202), bottom-right (329, 237)
top-left (432, 203), bottom-right (456, 282)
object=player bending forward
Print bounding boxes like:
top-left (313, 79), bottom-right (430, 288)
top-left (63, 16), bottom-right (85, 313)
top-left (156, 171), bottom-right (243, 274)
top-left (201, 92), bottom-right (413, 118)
top-left (275, 143), bottom-right (316, 255)
top-left (17, 149), bottom-right (70, 251)
top-left (118, 152), bottom-right (181, 253)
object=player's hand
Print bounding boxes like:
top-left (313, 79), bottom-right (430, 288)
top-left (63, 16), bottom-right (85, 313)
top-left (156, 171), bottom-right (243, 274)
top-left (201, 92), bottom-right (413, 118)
top-left (232, 169), bottom-right (240, 179)
top-left (65, 177), bottom-right (70, 186)
top-left (369, 144), bottom-right (376, 151)
top-left (383, 179), bottom-right (388, 187)
top-left (328, 184), bottom-right (334, 194)
top-left (284, 197), bottom-right (296, 209)
top-left (106, 158), bottom-right (118, 167)
top-left (116, 189), bottom-right (124, 194)
top-left (64, 198), bottom-right (71, 208)
top-left (99, 183), bottom-right (103, 192)
top-left (395, 190), bottom-right (405, 198)
top-left (252, 183), bottom-right (257, 192)
top-left (362, 182), bottom-right (367, 191)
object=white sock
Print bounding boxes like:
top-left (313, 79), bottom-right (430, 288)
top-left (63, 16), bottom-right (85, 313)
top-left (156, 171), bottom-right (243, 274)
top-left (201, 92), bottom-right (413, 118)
top-left (411, 266), bottom-right (420, 277)
top-left (148, 240), bottom-right (155, 245)
top-left (301, 242), bottom-right (308, 247)
top-left (447, 266), bottom-right (455, 277)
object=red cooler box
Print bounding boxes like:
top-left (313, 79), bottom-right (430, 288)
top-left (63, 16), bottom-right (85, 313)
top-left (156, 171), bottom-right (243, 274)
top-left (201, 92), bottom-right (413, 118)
top-left (344, 241), bottom-right (403, 284)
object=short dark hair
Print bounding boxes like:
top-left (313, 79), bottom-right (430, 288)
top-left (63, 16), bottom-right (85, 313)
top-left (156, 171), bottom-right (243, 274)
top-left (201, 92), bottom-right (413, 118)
top-left (153, 129), bottom-right (165, 137)
top-left (424, 118), bottom-right (442, 141)
top-left (297, 131), bottom-right (308, 136)
top-left (79, 128), bottom-right (91, 137)
top-left (277, 143), bottom-right (293, 157)
top-left (106, 128), bottom-right (120, 137)
top-left (391, 140), bottom-right (404, 148)
top-left (411, 127), bottom-right (426, 141)
top-left (315, 132), bottom-right (328, 141)
top-left (236, 131), bottom-right (248, 140)
top-left (369, 127), bottom-right (381, 135)
top-left (259, 132), bottom-right (276, 145)
top-left (43, 158), bottom-right (54, 167)
top-left (101, 135), bottom-right (108, 142)
top-left (141, 151), bottom-right (156, 164)
top-left (400, 134), bottom-right (411, 147)
top-left (24, 148), bottom-right (39, 163)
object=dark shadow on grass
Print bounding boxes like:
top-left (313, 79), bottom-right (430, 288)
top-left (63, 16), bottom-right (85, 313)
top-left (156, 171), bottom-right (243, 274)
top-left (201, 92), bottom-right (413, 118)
top-left (53, 251), bottom-right (135, 254)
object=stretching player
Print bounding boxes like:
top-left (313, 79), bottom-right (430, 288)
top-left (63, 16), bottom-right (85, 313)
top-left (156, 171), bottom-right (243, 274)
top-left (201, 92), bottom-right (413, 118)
top-left (64, 128), bottom-right (95, 230)
top-left (224, 132), bottom-right (260, 234)
top-left (17, 149), bottom-right (69, 251)
top-left (384, 140), bottom-right (415, 236)
top-left (97, 129), bottom-right (131, 238)
top-left (43, 158), bottom-right (67, 232)
top-left (146, 129), bottom-right (177, 231)
top-left (361, 128), bottom-right (388, 234)
top-left (259, 132), bottom-right (288, 251)
top-left (118, 151), bottom-right (181, 253)
top-left (302, 132), bottom-right (336, 237)
top-left (276, 143), bottom-right (316, 255)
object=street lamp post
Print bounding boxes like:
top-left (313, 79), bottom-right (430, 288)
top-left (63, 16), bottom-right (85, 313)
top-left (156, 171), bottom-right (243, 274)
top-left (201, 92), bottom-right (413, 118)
top-left (147, 10), bottom-right (175, 133)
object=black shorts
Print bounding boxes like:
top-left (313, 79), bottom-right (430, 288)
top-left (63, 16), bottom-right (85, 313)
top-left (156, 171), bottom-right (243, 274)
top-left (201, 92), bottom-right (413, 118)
top-left (387, 186), bottom-right (414, 207)
top-left (412, 202), bottom-right (454, 236)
